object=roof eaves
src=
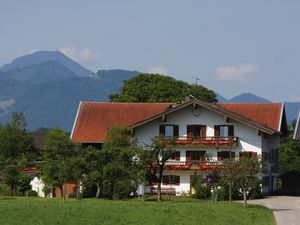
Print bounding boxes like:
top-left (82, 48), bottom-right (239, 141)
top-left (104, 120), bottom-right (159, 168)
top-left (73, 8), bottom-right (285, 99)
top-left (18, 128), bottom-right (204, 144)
top-left (131, 99), bottom-right (276, 135)
top-left (293, 110), bottom-right (300, 140)
top-left (70, 101), bottom-right (83, 140)
top-left (278, 103), bottom-right (284, 132)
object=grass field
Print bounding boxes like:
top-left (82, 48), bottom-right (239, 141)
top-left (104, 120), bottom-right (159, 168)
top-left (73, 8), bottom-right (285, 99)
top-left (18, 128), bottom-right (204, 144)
top-left (0, 197), bottom-right (275, 225)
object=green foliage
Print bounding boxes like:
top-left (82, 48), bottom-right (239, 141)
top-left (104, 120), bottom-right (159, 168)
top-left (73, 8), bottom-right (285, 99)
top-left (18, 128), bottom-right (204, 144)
top-left (109, 73), bottom-right (217, 103)
top-left (26, 190), bottom-right (38, 197)
top-left (18, 174), bottom-right (32, 196)
top-left (0, 184), bottom-right (10, 196)
top-left (222, 157), bottom-right (261, 207)
top-left (42, 184), bottom-right (52, 197)
top-left (83, 126), bottom-right (143, 199)
top-left (42, 128), bottom-right (76, 198)
top-left (280, 134), bottom-right (300, 174)
top-left (0, 112), bottom-right (37, 196)
top-left (141, 136), bottom-right (176, 201)
top-left (192, 176), bottom-right (211, 200)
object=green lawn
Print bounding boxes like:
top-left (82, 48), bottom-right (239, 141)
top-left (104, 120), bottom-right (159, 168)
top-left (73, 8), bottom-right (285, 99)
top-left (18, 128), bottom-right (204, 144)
top-left (0, 197), bottom-right (275, 225)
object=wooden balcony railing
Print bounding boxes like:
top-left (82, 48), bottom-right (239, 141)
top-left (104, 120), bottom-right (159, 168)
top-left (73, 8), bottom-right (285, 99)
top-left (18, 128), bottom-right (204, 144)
top-left (165, 160), bottom-right (223, 170)
top-left (157, 136), bottom-right (239, 148)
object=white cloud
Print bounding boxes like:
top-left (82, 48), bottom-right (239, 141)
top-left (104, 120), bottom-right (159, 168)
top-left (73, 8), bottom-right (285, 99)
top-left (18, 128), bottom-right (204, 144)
top-left (214, 64), bottom-right (259, 82)
top-left (147, 65), bottom-right (169, 75)
top-left (59, 46), bottom-right (101, 62)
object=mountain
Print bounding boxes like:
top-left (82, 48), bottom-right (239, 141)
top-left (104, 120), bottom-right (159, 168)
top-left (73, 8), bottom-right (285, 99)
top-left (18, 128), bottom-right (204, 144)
top-left (230, 93), bottom-right (271, 103)
top-left (4, 60), bottom-right (78, 86)
top-left (0, 67), bottom-right (140, 131)
top-left (284, 102), bottom-right (300, 123)
top-left (0, 50), bottom-right (94, 76)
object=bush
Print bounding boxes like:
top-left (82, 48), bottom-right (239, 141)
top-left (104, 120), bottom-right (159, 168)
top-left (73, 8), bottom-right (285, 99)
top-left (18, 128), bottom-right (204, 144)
top-left (26, 190), bottom-right (38, 197)
top-left (248, 185), bottom-right (263, 199)
top-left (68, 192), bottom-right (77, 198)
top-left (18, 174), bottom-right (32, 196)
top-left (0, 184), bottom-right (11, 196)
top-left (192, 176), bottom-right (211, 200)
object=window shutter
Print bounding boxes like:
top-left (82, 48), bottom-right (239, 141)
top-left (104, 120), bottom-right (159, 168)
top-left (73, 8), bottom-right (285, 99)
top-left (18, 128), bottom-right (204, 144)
top-left (214, 125), bottom-right (220, 137)
top-left (175, 151), bottom-right (180, 161)
top-left (173, 125), bottom-right (179, 136)
top-left (186, 151), bottom-right (191, 161)
top-left (252, 152), bottom-right (258, 159)
top-left (200, 126), bottom-right (206, 137)
top-left (187, 125), bottom-right (192, 137)
top-left (175, 176), bottom-right (180, 186)
top-left (229, 125), bottom-right (234, 136)
top-left (159, 125), bottom-right (165, 136)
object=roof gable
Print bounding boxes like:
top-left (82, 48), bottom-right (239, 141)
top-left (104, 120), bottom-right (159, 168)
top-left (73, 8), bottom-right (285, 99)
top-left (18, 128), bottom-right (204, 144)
top-left (71, 100), bottom-right (285, 143)
top-left (218, 103), bottom-right (283, 132)
top-left (71, 102), bottom-right (172, 142)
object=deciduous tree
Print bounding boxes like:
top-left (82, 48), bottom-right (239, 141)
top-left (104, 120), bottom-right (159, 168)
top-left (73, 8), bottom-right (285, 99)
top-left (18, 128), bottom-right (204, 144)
top-left (109, 74), bottom-right (217, 103)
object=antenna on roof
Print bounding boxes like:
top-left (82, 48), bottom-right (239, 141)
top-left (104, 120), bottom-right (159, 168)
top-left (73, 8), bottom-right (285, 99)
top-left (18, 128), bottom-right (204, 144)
top-left (192, 75), bottom-right (200, 85)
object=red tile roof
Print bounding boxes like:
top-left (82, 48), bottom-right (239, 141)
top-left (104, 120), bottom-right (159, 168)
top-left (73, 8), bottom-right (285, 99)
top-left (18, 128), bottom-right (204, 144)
top-left (71, 101), bottom-right (283, 143)
top-left (218, 103), bottom-right (283, 132)
top-left (71, 102), bottom-right (173, 142)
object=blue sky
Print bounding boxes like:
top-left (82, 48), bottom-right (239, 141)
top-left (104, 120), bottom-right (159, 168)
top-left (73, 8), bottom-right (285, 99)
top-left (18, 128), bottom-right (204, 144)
top-left (1, 0), bottom-right (299, 102)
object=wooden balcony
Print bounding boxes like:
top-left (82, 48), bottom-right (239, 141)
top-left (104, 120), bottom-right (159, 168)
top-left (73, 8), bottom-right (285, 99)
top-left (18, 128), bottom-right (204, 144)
top-left (157, 136), bottom-right (239, 148)
top-left (165, 160), bottom-right (223, 170)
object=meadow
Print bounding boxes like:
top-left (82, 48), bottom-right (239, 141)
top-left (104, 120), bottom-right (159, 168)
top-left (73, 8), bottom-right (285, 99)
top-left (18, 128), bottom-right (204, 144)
top-left (0, 197), bottom-right (275, 225)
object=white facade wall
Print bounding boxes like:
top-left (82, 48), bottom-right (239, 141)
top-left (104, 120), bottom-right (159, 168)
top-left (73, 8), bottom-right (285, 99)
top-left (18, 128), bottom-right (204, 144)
top-left (134, 105), bottom-right (268, 194)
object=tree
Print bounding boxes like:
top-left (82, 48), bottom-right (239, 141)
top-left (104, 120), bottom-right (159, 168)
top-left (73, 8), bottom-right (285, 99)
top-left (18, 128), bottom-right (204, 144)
top-left (0, 112), bottom-right (36, 195)
top-left (42, 128), bottom-right (75, 200)
top-left (99, 126), bottom-right (142, 199)
top-left (142, 137), bottom-right (175, 201)
top-left (280, 134), bottom-right (300, 174)
top-left (109, 74), bottom-right (217, 103)
top-left (222, 156), bottom-right (261, 207)
top-left (83, 147), bottom-right (106, 198)
top-left (82, 126), bottom-right (142, 200)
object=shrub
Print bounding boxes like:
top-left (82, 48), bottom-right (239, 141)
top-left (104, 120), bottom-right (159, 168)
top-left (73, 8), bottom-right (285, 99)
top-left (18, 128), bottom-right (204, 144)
top-left (42, 185), bottom-right (52, 197)
top-left (68, 192), bottom-right (77, 198)
top-left (248, 184), bottom-right (263, 199)
top-left (0, 184), bottom-right (11, 196)
top-left (18, 174), bottom-right (32, 196)
top-left (192, 176), bottom-right (211, 200)
top-left (26, 190), bottom-right (38, 197)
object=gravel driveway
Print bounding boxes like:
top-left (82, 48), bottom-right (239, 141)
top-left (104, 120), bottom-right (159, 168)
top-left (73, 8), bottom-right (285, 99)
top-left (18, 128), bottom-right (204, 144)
top-left (248, 196), bottom-right (300, 225)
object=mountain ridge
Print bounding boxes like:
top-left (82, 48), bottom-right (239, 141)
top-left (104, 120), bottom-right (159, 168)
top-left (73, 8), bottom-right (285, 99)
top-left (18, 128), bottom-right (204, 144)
top-left (0, 50), bottom-right (94, 77)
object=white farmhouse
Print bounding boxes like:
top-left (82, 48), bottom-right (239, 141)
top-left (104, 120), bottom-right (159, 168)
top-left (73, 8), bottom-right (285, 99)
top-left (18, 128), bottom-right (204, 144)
top-left (71, 98), bottom-right (287, 195)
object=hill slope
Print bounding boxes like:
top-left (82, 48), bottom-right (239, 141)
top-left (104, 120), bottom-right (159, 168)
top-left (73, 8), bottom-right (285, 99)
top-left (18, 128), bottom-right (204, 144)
top-left (0, 50), bottom-right (94, 76)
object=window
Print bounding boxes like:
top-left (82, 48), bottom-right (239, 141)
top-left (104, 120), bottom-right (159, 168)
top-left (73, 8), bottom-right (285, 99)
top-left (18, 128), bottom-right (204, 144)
top-left (162, 175), bottom-right (180, 186)
top-left (159, 125), bottom-right (179, 137)
top-left (239, 151), bottom-right (257, 158)
top-left (217, 151), bottom-right (235, 160)
top-left (220, 126), bottom-right (229, 137)
top-left (186, 151), bottom-right (206, 161)
top-left (214, 125), bottom-right (234, 137)
top-left (171, 151), bottom-right (180, 160)
top-left (165, 126), bottom-right (174, 136)
top-left (187, 125), bottom-right (206, 137)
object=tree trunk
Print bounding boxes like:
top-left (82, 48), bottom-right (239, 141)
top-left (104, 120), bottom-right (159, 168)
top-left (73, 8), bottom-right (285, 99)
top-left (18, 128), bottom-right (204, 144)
top-left (60, 185), bottom-right (64, 199)
top-left (229, 182), bottom-right (232, 202)
top-left (243, 188), bottom-right (247, 207)
top-left (62, 183), bottom-right (66, 201)
top-left (76, 180), bottom-right (81, 200)
top-left (157, 165), bottom-right (163, 202)
top-left (96, 182), bottom-right (102, 198)
top-left (11, 184), bottom-right (16, 196)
